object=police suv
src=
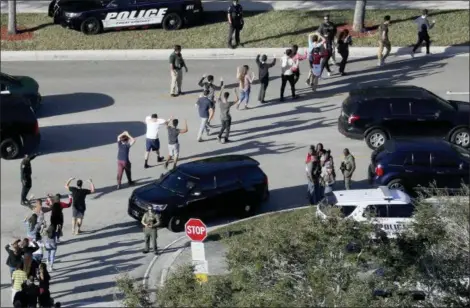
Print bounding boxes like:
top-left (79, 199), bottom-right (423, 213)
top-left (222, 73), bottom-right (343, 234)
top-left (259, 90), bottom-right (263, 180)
top-left (316, 186), bottom-right (415, 238)
top-left (48, 0), bottom-right (204, 35)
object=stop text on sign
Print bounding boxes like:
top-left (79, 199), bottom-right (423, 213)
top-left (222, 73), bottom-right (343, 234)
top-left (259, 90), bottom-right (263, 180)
top-left (187, 225), bottom-right (206, 235)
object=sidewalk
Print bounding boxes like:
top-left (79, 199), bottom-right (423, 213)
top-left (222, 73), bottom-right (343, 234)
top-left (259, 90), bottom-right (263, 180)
top-left (1, 0), bottom-right (468, 14)
top-left (2, 46), bottom-right (469, 62)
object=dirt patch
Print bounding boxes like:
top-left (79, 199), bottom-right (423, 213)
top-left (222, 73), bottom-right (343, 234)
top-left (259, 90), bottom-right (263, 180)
top-left (1, 26), bottom-right (34, 41)
top-left (337, 24), bottom-right (379, 38)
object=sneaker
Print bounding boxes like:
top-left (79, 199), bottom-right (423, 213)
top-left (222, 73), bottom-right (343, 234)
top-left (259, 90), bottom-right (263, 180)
top-left (143, 250), bottom-right (149, 254)
top-left (56, 238), bottom-right (60, 244)
top-left (206, 128), bottom-right (211, 136)
top-left (170, 94), bottom-right (177, 97)
top-left (244, 105), bottom-right (250, 109)
top-left (144, 163), bottom-right (149, 169)
top-left (197, 138), bottom-right (203, 142)
top-left (128, 181), bottom-right (135, 186)
top-left (411, 51), bottom-right (415, 58)
top-left (327, 72), bottom-right (331, 77)
top-left (217, 136), bottom-right (222, 143)
top-left (116, 184), bottom-right (121, 190)
top-left (224, 138), bottom-right (231, 143)
top-left (157, 156), bottom-right (164, 163)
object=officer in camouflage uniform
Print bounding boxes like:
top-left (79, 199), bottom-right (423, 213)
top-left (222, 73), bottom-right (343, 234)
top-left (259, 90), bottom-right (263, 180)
top-left (141, 205), bottom-right (160, 254)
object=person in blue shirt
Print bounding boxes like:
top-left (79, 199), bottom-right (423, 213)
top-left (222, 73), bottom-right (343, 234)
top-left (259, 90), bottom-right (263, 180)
top-left (116, 131), bottom-right (136, 190)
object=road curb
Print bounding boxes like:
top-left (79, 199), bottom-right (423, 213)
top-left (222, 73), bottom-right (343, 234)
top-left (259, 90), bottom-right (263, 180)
top-left (2, 46), bottom-right (468, 62)
top-left (143, 204), bottom-right (312, 291)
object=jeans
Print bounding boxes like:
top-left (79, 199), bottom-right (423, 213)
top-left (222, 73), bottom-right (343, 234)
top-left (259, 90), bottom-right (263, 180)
top-left (197, 118), bottom-right (210, 140)
top-left (338, 50), bottom-right (349, 73)
top-left (21, 180), bottom-right (32, 202)
top-left (378, 40), bottom-right (391, 63)
top-left (228, 25), bottom-right (241, 47)
top-left (218, 118), bottom-right (232, 140)
top-left (258, 78), bottom-right (269, 102)
top-left (239, 88), bottom-right (251, 106)
top-left (320, 46), bottom-right (333, 75)
top-left (46, 249), bottom-right (56, 267)
top-left (280, 75), bottom-right (295, 100)
top-left (117, 160), bottom-right (132, 185)
top-left (9, 266), bottom-right (15, 277)
top-left (33, 254), bottom-right (43, 264)
top-left (308, 180), bottom-right (322, 204)
top-left (324, 184), bottom-right (334, 194)
top-left (412, 32), bottom-right (430, 54)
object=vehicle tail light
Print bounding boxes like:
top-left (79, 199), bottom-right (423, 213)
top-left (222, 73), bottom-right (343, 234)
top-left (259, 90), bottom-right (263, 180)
top-left (34, 120), bottom-right (39, 135)
top-left (375, 165), bottom-right (384, 177)
top-left (348, 115), bottom-right (360, 124)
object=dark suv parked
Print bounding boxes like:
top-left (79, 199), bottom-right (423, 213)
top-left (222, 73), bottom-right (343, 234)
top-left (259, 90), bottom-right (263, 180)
top-left (1, 72), bottom-right (42, 113)
top-left (1, 95), bottom-right (41, 159)
top-left (128, 155), bottom-right (269, 232)
top-left (368, 139), bottom-right (470, 194)
top-left (338, 85), bottom-right (470, 150)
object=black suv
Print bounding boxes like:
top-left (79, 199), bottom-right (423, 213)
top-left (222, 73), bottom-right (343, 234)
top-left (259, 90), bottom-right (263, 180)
top-left (338, 85), bottom-right (470, 150)
top-left (368, 139), bottom-right (470, 194)
top-left (1, 95), bottom-right (41, 159)
top-left (128, 155), bottom-right (269, 232)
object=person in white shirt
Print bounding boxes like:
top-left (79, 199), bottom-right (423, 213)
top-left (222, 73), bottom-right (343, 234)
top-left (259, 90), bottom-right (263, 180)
top-left (280, 49), bottom-right (299, 102)
top-left (144, 114), bottom-right (170, 169)
top-left (412, 9), bottom-right (435, 56)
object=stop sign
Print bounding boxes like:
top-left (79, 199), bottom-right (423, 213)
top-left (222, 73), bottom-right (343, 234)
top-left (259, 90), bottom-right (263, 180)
top-left (185, 218), bottom-right (207, 242)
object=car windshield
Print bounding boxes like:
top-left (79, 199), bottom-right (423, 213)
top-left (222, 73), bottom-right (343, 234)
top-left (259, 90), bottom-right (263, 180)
top-left (159, 170), bottom-right (197, 195)
top-left (424, 89), bottom-right (455, 111)
top-left (0, 72), bottom-right (19, 83)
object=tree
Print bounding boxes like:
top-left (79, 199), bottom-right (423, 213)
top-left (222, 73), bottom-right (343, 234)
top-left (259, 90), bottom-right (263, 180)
top-left (353, 0), bottom-right (366, 32)
top-left (8, 0), bottom-right (17, 35)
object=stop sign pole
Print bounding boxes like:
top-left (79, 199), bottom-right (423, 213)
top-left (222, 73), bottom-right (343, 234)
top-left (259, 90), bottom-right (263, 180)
top-left (185, 218), bottom-right (208, 282)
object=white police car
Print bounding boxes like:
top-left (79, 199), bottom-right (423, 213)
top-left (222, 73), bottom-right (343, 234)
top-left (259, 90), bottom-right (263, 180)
top-left (316, 186), bottom-right (414, 238)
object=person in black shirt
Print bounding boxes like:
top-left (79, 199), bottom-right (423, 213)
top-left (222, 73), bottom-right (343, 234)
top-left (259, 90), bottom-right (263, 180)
top-left (22, 276), bottom-right (39, 308)
top-left (20, 153), bottom-right (39, 206)
top-left (227, 0), bottom-right (244, 49)
top-left (116, 131), bottom-right (136, 190)
top-left (337, 29), bottom-right (352, 76)
top-left (255, 54), bottom-right (276, 104)
top-left (65, 178), bottom-right (95, 235)
top-left (317, 14), bottom-right (337, 77)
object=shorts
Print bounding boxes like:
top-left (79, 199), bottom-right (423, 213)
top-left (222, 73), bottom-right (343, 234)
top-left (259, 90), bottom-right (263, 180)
top-left (72, 208), bottom-right (85, 219)
top-left (312, 64), bottom-right (322, 77)
top-left (168, 143), bottom-right (180, 157)
top-left (146, 138), bottom-right (160, 152)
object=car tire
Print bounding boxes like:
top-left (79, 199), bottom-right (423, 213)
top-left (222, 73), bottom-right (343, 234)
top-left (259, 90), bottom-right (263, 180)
top-left (0, 138), bottom-right (21, 160)
top-left (167, 215), bottom-right (185, 233)
top-left (162, 13), bottom-right (183, 31)
top-left (365, 129), bottom-right (388, 150)
top-left (80, 17), bottom-right (102, 35)
top-left (386, 179), bottom-right (407, 192)
top-left (450, 127), bottom-right (470, 148)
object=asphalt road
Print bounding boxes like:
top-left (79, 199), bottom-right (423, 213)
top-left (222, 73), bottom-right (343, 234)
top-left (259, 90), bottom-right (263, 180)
top-left (1, 54), bottom-right (469, 307)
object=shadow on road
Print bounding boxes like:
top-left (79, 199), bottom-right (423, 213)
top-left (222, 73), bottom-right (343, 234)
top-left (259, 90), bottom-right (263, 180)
top-left (38, 92), bottom-right (115, 118)
top-left (91, 177), bottom-right (155, 200)
top-left (39, 121), bottom-right (146, 154)
top-left (181, 139), bottom-right (303, 163)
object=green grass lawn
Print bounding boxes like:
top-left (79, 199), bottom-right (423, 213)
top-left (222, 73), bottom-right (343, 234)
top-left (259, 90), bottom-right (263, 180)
top-left (2, 9), bottom-right (467, 51)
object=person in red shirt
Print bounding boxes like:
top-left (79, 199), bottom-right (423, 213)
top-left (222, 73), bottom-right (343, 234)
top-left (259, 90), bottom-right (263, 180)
top-left (45, 194), bottom-right (72, 243)
top-left (291, 45), bottom-right (308, 85)
top-left (310, 35), bottom-right (329, 92)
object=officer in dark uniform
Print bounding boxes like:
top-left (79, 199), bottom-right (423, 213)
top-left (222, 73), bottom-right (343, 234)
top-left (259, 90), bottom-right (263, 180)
top-left (20, 153), bottom-right (38, 206)
top-left (141, 205), bottom-right (160, 254)
top-left (227, 0), bottom-right (244, 49)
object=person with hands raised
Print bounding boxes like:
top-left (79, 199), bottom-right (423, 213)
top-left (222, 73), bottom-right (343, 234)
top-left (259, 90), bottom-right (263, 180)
top-left (65, 177), bottom-right (95, 235)
top-left (198, 74), bottom-right (224, 127)
top-left (116, 131), bottom-right (136, 190)
top-left (255, 54), bottom-right (277, 104)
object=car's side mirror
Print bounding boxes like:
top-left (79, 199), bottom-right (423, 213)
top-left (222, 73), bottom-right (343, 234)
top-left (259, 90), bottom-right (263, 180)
top-left (0, 90), bottom-right (11, 95)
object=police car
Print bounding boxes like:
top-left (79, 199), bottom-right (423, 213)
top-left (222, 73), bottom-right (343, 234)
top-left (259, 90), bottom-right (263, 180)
top-left (316, 186), bottom-right (415, 238)
top-left (48, 0), bottom-right (204, 35)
